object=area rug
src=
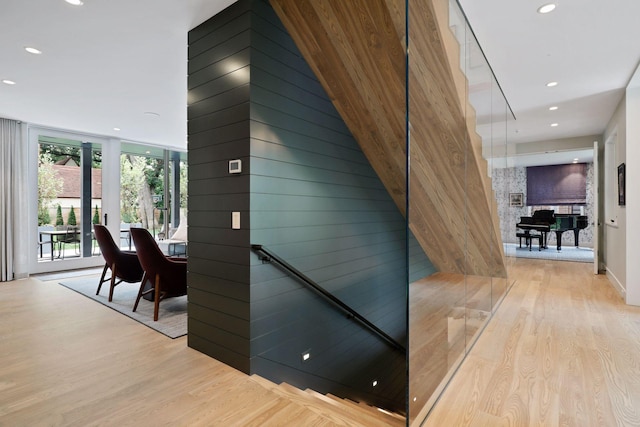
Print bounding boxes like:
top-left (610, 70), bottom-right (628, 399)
top-left (504, 243), bottom-right (594, 263)
top-left (34, 267), bottom-right (105, 282)
top-left (59, 275), bottom-right (187, 338)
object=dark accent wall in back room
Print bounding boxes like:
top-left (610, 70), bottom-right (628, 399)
top-left (187, 0), bottom-right (436, 413)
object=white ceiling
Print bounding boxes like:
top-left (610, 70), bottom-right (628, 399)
top-left (460, 0), bottom-right (640, 166)
top-left (1, 0), bottom-right (639, 162)
top-left (0, 0), bottom-right (235, 150)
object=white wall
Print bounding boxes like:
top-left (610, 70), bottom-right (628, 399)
top-left (625, 66), bottom-right (640, 305)
top-left (603, 94), bottom-right (627, 296)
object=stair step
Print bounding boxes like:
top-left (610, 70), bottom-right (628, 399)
top-left (249, 375), bottom-right (398, 426)
top-left (250, 374), bottom-right (405, 425)
top-left (324, 392), bottom-right (405, 426)
top-left (359, 400), bottom-right (406, 422)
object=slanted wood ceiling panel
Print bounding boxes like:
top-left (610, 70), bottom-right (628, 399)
top-left (270, 0), bottom-right (505, 278)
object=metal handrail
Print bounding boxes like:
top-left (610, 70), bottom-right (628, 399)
top-left (251, 244), bottom-right (406, 353)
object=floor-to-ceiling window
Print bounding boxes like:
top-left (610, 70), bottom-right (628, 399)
top-left (120, 143), bottom-right (187, 242)
top-left (31, 131), bottom-right (107, 273)
top-left (29, 128), bottom-right (187, 274)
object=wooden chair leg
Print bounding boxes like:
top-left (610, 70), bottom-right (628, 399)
top-left (154, 275), bottom-right (161, 321)
top-left (133, 272), bottom-right (148, 313)
top-left (108, 263), bottom-right (117, 302)
top-left (96, 263), bottom-right (109, 295)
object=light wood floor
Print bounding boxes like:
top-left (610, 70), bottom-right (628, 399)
top-left (423, 258), bottom-right (640, 427)
top-left (1, 259), bottom-right (636, 426)
top-left (0, 274), bottom-right (402, 426)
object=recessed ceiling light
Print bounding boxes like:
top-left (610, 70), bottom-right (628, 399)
top-left (2, 79), bottom-right (16, 85)
top-left (65, 0), bottom-right (84, 5)
top-left (537, 3), bottom-right (556, 14)
top-left (113, 127), bottom-right (120, 131)
top-left (549, 106), bottom-right (558, 111)
top-left (551, 123), bottom-right (559, 127)
top-left (546, 81), bottom-right (558, 87)
top-left (25, 47), bottom-right (42, 55)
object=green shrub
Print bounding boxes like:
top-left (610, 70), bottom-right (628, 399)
top-left (93, 205), bottom-right (100, 224)
top-left (122, 212), bottom-right (134, 224)
top-left (38, 209), bottom-right (51, 226)
top-left (68, 206), bottom-right (77, 226)
top-left (55, 205), bottom-right (64, 226)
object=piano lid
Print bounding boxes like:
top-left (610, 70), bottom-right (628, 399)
top-left (531, 209), bottom-right (555, 225)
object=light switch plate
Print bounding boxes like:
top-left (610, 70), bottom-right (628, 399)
top-left (232, 211), bottom-right (241, 229)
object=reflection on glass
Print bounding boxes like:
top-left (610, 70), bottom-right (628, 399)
top-left (408, 0), bottom-right (516, 424)
top-left (120, 146), bottom-right (187, 245)
top-left (36, 136), bottom-right (102, 261)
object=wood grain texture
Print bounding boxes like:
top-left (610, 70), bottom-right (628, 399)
top-left (2, 261), bottom-right (631, 426)
top-left (0, 277), bottom-right (402, 426)
top-left (420, 259), bottom-right (640, 427)
top-left (408, 272), bottom-right (494, 423)
top-left (269, 0), bottom-right (506, 278)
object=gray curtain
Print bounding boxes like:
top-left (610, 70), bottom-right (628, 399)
top-left (0, 118), bottom-right (26, 281)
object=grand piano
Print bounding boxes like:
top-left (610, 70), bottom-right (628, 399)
top-left (517, 210), bottom-right (588, 251)
top-left (516, 209), bottom-right (554, 250)
top-left (554, 214), bottom-right (589, 250)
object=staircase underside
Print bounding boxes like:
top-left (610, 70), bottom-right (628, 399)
top-left (270, 0), bottom-right (506, 278)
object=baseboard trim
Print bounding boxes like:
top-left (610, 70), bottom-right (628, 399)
top-left (606, 267), bottom-right (625, 299)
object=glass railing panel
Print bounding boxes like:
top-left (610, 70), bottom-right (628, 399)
top-left (407, 0), bottom-right (472, 422)
top-left (455, 1), bottom-right (517, 348)
top-left (409, 0), bottom-right (516, 424)
top-left (489, 76), bottom-right (516, 310)
top-left (461, 17), bottom-right (494, 354)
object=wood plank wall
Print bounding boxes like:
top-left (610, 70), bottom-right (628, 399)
top-left (187, 0), bottom-right (435, 413)
top-left (187, 1), bottom-right (253, 372)
top-left (188, 0), bottom-right (250, 373)
top-left (270, 0), bottom-right (507, 279)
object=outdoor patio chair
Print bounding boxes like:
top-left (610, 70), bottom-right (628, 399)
top-left (94, 225), bottom-right (145, 302)
top-left (37, 225), bottom-right (54, 259)
top-left (130, 227), bottom-right (187, 321)
top-left (56, 226), bottom-right (80, 259)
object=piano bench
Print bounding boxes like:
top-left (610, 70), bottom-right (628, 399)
top-left (516, 232), bottom-right (543, 251)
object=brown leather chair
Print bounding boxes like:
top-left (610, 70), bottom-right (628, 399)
top-left (94, 225), bottom-right (145, 302)
top-left (130, 227), bottom-right (187, 321)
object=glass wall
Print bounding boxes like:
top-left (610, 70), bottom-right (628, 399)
top-left (30, 128), bottom-right (187, 273)
top-left (120, 142), bottom-right (187, 250)
top-left (407, 0), bottom-right (516, 423)
top-left (35, 135), bottom-right (102, 264)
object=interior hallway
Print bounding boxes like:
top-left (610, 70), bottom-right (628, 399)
top-left (424, 258), bottom-right (640, 426)
top-left (0, 258), bottom-right (637, 426)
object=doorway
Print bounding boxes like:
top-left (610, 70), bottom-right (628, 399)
top-left (30, 129), bottom-right (109, 274)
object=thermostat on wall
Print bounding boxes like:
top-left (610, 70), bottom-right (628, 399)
top-left (229, 159), bottom-right (242, 174)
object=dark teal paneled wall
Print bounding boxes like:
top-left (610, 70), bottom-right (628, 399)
top-left (187, 0), bottom-right (436, 413)
top-left (187, 0), bottom-right (252, 372)
top-left (247, 0), bottom-right (435, 412)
